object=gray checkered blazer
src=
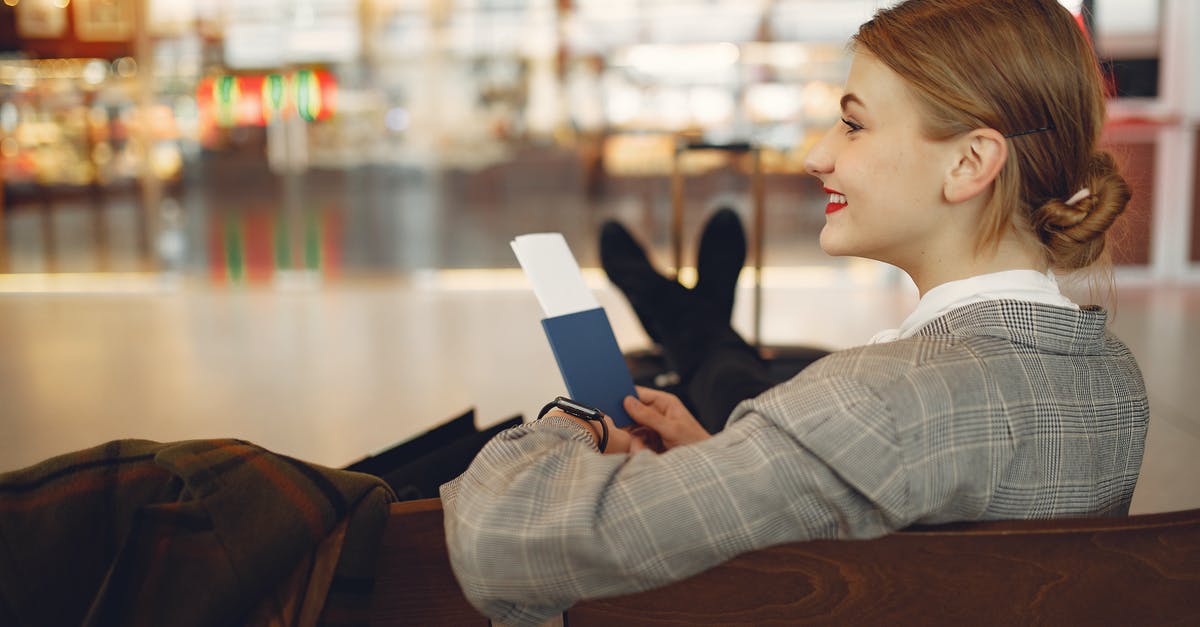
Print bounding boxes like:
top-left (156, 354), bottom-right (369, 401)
top-left (441, 300), bottom-right (1148, 626)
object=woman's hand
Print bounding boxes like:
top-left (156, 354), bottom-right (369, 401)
top-left (623, 386), bottom-right (712, 452)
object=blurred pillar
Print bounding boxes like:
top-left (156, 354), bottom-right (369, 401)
top-left (39, 185), bottom-right (56, 273)
top-left (0, 149), bottom-right (6, 273)
top-left (134, 0), bottom-right (160, 271)
top-left (1152, 0), bottom-right (1199, 278)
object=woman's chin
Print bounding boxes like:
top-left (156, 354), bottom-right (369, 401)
top-left (818, 230), bottom-right (850, 257)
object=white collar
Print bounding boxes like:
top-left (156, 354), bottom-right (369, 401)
top-left (869, 269), bottom-right (1078, 344)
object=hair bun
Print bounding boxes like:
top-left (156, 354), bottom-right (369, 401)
top-left (1033, 151), bottom-right (1132, 270)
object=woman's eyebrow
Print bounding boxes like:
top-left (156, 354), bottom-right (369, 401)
top-left (840, 93), bottom-right (865, 111)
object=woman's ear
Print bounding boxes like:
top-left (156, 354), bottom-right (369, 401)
top-left (944, 128), bottom-right (1008, 204)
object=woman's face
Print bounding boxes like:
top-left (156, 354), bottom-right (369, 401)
top-left (804, 51), bottom-right (961, 272)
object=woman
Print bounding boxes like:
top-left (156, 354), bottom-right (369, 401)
top-left (441, 1), bottom-right (1148, 624)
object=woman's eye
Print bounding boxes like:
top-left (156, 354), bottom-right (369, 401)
top-left (841, 117), bottom-right (863, 133)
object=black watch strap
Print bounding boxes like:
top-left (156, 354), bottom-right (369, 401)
top-left (538, 396), bottom-right (609, 452)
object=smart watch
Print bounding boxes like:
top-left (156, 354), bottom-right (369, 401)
top-left (538, 396), bottom-right (608, 452)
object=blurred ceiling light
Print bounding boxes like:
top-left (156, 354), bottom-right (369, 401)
top-left (294, 2), bottom-right (316, 27)
top-left (689, 87), bottom-right (734, 126)
top-left (3, 0), bottom-right (18, 7)
top-left (654, 89), bottom-right (690, 129)
top-left (53, 0), bottom-right (69, 7)
top-left (740, 42), bottom-right (810, 69)
top-left (622, 42), bottom-right (739, 76)
top-left (605, 83), bottom-right (641, 125)
top-left (385, 107), bottom-right (410, 132)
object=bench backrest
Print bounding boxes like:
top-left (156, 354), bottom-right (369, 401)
top-left (370, 499), bottom-right (1200, 626)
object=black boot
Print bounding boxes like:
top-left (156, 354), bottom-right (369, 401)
top-left (599, 220), bottom-right (672, 345)
top-left (694, 207), bottom-right (746, 324)
top-left (599, 220), bottom-right (738, 380)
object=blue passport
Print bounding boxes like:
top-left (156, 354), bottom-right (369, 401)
top-left (540, 307), bottom-right (637, 427)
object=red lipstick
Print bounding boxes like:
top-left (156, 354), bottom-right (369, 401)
top-left (824, 188), bottom-right (847, 215)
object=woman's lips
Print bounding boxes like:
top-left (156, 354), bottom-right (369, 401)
top-left (825, 189), bottom-right (847, 215)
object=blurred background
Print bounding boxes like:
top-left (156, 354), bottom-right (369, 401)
top-left (0, 0), bottom-right (1186, 276)
top-left (1, 0), bottom-right (1197, 514)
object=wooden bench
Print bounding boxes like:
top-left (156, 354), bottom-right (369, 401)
top-left (370, 499), bottom-right (1200, 626)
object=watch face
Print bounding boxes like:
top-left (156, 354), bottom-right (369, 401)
top-left (557, 397), bottom-right (600, 419)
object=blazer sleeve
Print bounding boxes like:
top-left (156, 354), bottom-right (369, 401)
top-left (441, 393), bottom-right (905, 626)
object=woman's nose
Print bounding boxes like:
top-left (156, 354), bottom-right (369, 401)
top-left (804, 128), bottom-right (835, 177)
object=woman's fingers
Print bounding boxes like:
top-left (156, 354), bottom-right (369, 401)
top-left (634, 385), bottom-right (683, 413)
top-left (624, 394), bottom-right (664, 427)
top-left (634, 385), bottom-right (671, 403)
top-left (624, 389), bottom-right (711, 450)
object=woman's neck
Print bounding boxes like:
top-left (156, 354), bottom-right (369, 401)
top-left (909, 232), bottom-right (1047, 297)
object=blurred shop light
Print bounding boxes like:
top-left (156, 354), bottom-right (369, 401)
top-left (149, 0), bottom-right (197, 37)
top-left (604, 82), bottom-right (641, 126)
top-left (15, 67), bottom-right (35, 90)
top-left (745, 84), bottom-right (802, 123)
top-left (224, 0), bottom-right (359, 69)
top-left (262, 74), bottom-right (286, 122)
top-left (82, 60), bottom-right (108, 86)
top-left (196, 70), bottom-right (337, 129)
top-left (150, 141), bottom-right (183, 180)
top-left (385, 107), bottom-right (410, 132)
top-left (293, 69), bottom-right (329, 122)
top-left (3, 0), bottom-right (17, 8)
top-left (800, 80), bottom-right (842, 123)
top-left (0, 102), bottom-right (16, 133)
top-left (157, 198), bottom-right (187, 273)
top-left (690, 87), bottom-right (735, 127)
top-left (651, 88), bottom-right (691, 130)
top-left (211, 75), bottom-right (240, 127)
top-left (113, 57), bottom-right (137, 78)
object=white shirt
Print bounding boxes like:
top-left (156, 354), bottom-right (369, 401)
top-left (869, 269), bottom-right (1079, 344)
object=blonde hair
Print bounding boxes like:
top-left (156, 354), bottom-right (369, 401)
top-left (853, 0), bottom-right (1132, 271)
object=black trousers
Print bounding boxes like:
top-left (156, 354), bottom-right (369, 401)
top-left (653, 326), bottom-right (830, 434)
top-left (682, 331), bottom-right (776, 433)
